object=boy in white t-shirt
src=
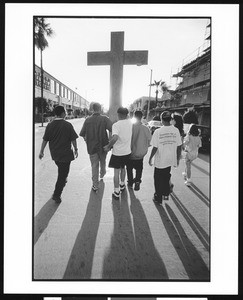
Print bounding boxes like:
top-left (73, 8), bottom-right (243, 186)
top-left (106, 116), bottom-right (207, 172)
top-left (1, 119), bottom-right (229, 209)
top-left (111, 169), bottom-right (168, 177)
top-left (104, 107), bottom-right (133, 200)
top-left (149, 111), bottom-right (182, 205)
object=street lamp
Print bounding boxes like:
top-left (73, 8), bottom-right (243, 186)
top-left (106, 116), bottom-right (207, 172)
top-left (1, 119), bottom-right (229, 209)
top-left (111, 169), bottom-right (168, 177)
top-left (137, 64), bottom-right (153, 121)
top-left (147, 68), bottom-right (153, 121)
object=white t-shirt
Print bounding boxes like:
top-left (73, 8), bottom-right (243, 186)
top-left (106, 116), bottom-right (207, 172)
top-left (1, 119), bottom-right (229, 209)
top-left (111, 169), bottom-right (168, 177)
top-left (112, 118), bottom-right (133, 156)
top-left (151, 125), bottom-right (182, 168)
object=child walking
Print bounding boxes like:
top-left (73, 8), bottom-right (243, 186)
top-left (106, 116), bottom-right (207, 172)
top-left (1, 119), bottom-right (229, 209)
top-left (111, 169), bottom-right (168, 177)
top-left (182, 124), bottom-right (202, 186)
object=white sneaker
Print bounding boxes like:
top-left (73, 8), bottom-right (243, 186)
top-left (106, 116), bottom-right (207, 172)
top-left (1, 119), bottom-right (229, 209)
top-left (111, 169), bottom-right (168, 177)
top-left (182, 172), bottom-right (187, 180)
top-left (185, 179), bottom-right (192, 186)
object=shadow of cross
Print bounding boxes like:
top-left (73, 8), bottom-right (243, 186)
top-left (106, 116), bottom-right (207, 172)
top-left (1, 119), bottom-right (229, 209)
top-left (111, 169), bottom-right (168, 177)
top-left (87, 31), bottom-right (148, 122)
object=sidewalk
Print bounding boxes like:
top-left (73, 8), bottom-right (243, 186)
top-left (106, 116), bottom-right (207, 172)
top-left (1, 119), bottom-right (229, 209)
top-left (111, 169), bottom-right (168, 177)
top-left (34, 119), bottom-right (210, 280)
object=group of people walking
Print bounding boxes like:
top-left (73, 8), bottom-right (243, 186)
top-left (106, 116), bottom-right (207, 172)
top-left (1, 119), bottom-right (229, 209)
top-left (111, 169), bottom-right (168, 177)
top-left (39, 103), bottom-right (201, 205)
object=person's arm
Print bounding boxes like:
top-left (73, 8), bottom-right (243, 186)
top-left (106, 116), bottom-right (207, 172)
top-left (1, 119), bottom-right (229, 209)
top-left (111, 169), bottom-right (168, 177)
top-left (103, 134), bottom-right (118, 152)
top-left (148, 146), bottom-right (158, 166)
top-left (177, 145), bottom-right (182, 166)
top-left (39, 140), bottom-right (48, 159)
top-left (79, 120), bottom-right (87, 141)
top-left (71, 139), bottom-right (78, 158)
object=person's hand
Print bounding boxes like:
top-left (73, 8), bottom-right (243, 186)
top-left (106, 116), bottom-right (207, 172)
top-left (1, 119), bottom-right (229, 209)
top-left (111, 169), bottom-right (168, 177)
top-left (103, 145), bottom-right (110, 152)
top-left (74, 149), bottom-right (78, 158)
top-left (149, 158), bottom-right (153, 166)
top-left (39, 152), bottom-right (44, 160)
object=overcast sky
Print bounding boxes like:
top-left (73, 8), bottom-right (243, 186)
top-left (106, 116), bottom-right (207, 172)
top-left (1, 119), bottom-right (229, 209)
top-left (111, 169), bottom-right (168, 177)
top-left (35, 17), bottom-right (209, 109)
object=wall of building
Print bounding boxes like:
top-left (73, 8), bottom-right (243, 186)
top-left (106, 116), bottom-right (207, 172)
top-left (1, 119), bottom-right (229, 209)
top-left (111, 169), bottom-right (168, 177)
top-left (34, 65), bottom-right (89, 111)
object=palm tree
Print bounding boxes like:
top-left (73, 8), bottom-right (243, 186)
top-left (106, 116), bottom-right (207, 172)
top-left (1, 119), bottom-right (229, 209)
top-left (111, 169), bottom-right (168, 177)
top-left (34, 17), bottom-right (54, 126)
top-left (150, 80), bottom-right (165, 106)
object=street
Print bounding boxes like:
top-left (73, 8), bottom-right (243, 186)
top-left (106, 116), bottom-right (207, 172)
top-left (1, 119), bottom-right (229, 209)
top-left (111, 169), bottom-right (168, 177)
top-left (34, 117), bottom-right (210, 280)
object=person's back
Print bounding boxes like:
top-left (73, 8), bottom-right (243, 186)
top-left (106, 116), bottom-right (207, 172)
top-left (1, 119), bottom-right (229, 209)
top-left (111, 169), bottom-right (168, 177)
top-left (112, 118), bottom-right (133, 156)
top-left (149, 111), bottom-right (182, 203)
top-left (130, 122), bottom-right (151, 160)
top-left (39, 105), bottom-right (78, 203)
top-left (183, 124), bottom-right (202, 185)
top-left (153, 124), bottom-right (181, 168)
top-left (184, 132), bottom-right (201, 160)
top-left (79, 102), bottom-right (112, 191)
top-left (45, 118), bottom-right (76, 162)
top-left (81, 113), bottom-right (111, 154)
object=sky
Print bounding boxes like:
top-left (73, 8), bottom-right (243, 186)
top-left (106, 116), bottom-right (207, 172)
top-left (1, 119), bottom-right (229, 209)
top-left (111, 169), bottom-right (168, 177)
top-left (35, 17), bottom-right (209, 110)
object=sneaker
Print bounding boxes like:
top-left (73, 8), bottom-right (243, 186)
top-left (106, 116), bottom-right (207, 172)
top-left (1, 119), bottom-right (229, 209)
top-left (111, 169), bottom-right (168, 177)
top-left (52, 195), bottom-right (62, 203)
top-left (127, 181), bottom-right (133, 188)
top-left (185, 179), bottom-right (192, 186)
top-left (92, 185), bottom-right (99, 192)
top-left (153, 194), bottom-right (162, 205)
top-left (100, 175), bottom-right (105, 181)
top-left (162, 195), bottom-right (169, 201)
top-left (170, 183), bottom-right (174, 194)
top-left (112, 191), bottom-right (120, 200)
top-left (182, 172), bottom-right (187, 180)
top-left (134, 182), bottom-right (140, 191)
top-left (119, 183), bottom-right (126, 191)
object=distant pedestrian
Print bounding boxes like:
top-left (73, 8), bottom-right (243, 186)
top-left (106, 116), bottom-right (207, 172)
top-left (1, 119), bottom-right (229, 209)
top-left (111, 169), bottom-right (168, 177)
top-left (39, 105), bottom-right (79, 203)
top-left (127, 110), bottom-right (151, 191)
top-left (103, 107), bottom-right (133, 200)
top-left (182, 124), bottom-right (202, 186)
top-left (80, 102), bottom-right (112, 192)
top-left (149, 111), bottom-right (182, 204)
top-left (183, 106), bottom-right (198, 134)
top-left (170, 112), bottom-right (184, 192)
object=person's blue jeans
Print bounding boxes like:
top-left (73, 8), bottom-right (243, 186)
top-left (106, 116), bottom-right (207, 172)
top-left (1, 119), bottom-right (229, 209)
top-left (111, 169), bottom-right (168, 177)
top-left (53, 161), bottom-right (71, 197)
top-left (89, 151), bottom-right (107, 187)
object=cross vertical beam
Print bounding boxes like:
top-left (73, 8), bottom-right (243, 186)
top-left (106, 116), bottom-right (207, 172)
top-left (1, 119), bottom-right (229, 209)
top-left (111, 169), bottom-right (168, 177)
top-left (87, 31), bottom-right (148, 122)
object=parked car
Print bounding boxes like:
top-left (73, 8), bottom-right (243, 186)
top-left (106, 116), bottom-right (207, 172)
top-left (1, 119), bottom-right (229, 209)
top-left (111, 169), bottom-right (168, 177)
top-left (147, 120), bottom-right (162, 135)
top-left (197, 125), bottom-right (210, 153)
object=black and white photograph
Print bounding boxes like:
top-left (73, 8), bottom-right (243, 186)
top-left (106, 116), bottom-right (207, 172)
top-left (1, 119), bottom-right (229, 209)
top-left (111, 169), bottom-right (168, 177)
top-left (4, 3), bottom-right (239, 295)
top-left (34, 16), bottom-right (210, 281)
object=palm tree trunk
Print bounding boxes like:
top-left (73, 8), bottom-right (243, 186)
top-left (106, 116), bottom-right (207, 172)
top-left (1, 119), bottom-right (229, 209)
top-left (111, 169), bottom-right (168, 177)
top-left (40, 48), bottom-right (44, 126)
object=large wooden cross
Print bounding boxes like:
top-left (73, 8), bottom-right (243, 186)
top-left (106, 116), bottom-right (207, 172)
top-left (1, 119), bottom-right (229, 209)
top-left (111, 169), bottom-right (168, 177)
top-left (87, 31), bottom-right (148, 122)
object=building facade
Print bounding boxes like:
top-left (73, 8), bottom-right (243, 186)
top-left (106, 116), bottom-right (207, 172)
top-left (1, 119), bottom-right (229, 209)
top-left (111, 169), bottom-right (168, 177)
top-left (34, 65), bottom-right (89, 121)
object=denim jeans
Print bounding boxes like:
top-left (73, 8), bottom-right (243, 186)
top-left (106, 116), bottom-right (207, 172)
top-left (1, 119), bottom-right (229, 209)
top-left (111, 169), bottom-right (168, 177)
top-left (126, 158), bottom-right (143, 185)
top-left (154, 166), bottom-right (171, 199)
top-left (89, 151), bottom-right (107, 187)
top-left (53, 161), bottom-right (71, 197)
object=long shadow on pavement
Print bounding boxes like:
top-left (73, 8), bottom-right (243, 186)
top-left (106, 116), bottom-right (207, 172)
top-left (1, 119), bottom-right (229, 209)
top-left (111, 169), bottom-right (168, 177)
top-left (187, 183), bottom-right (210, 206)
top-left (171, 192), bottom-right (210, 251)
top-left (155, 202), bottom-right (210, 280)
top-left (63, 181), bottom-right (104, 279)
top-left (102, 189), bottom-right (137, 279)
top-left (129, 188), bottom-right (169, 279)
top-left (34, 198), bottom-right (60, 245)
top-left (102, 188), bottom-right (168, 280)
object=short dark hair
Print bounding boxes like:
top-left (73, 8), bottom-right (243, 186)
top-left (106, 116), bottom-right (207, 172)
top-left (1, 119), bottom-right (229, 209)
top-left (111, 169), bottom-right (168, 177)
top-left (161, 110), bottom-right (171, 122)
top-left (134, 110), bottom-right (143, 119)
top-left (117, 107), bottom-right (128, 116)
top-left (172, 113), bottom-right (184, 136)
top-left (54, 105), bottom-right (65, 117)
top-left (92, 102), bottom-right (101, 112)
top-left (189, 124), bottom-right (200, 136)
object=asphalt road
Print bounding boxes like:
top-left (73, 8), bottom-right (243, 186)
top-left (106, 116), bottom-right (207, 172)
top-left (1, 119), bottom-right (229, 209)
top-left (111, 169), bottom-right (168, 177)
top-left (34, 117), bottom-right (210, 280)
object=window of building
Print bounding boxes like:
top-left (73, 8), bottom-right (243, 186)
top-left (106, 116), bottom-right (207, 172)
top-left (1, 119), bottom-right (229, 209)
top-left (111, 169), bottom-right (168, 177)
top-left (56, 82), bottom-right (59, 96)
top-left (50, 79), bottom-right (55, 93)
